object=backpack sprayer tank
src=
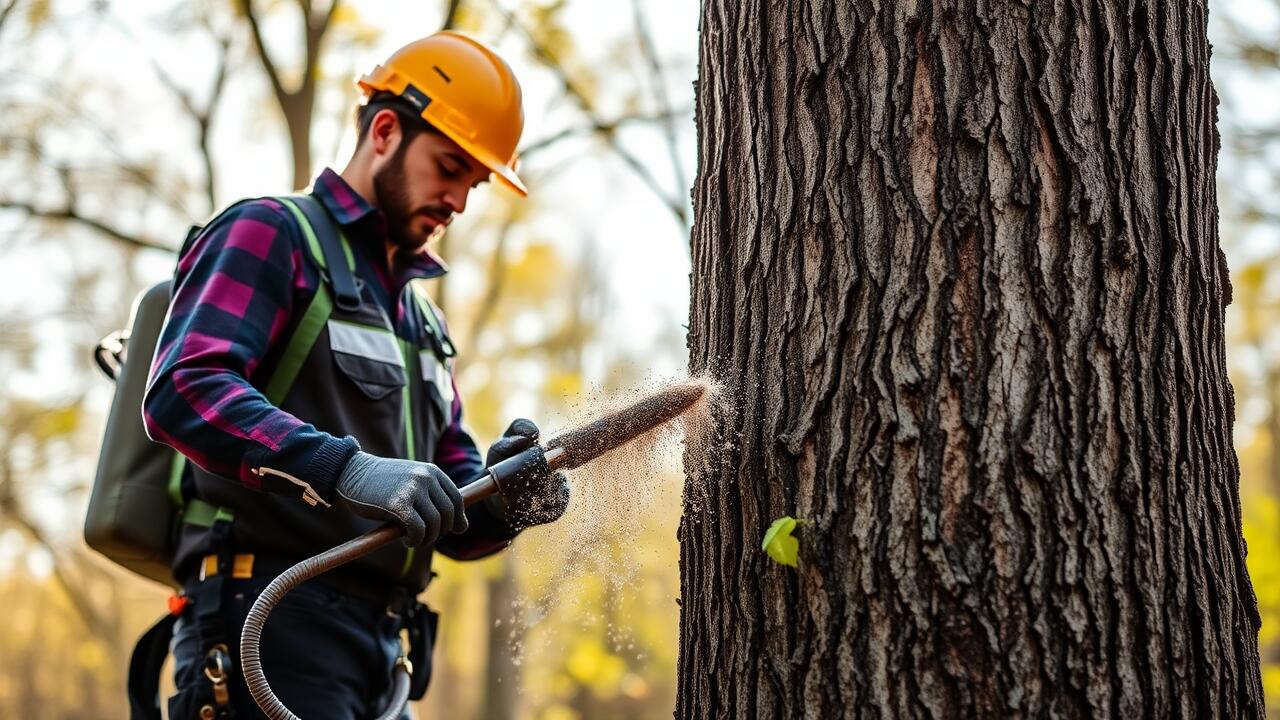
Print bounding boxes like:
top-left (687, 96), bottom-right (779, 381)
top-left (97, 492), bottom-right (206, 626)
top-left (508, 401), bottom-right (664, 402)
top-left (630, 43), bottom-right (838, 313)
top-left (241, 380), bottom-right (710, 720)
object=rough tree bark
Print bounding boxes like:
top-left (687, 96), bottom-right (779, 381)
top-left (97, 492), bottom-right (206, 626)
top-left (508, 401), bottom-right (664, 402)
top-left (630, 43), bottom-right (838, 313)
top-left (679, 1), bottom-right (1263, 718)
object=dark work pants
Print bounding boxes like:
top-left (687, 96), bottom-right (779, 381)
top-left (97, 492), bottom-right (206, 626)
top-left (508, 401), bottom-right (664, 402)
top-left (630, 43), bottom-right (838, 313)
top-left (167, 575), bottom-right (410, 720)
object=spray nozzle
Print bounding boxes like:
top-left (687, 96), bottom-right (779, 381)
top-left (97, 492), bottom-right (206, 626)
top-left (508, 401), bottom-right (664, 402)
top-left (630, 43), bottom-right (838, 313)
top-left (458, 380), bottom-right (707, 506)
top-left (487, 444), bottom-right (551, 496)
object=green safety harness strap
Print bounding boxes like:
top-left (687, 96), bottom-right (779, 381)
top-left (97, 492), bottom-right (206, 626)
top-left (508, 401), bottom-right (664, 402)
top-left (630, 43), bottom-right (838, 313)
top-left (173, 195), bottom-right (354, 528)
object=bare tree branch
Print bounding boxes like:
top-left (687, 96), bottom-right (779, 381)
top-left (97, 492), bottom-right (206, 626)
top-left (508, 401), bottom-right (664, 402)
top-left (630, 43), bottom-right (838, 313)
top-left (320, 0), bottom-right (341, 34)
top-left (443, 0), bottom-right (464, 30)
top-left (4, 114), bottom-right (193, 226)
top-left (144, 27), bottom-right (234, 212)
top-left (489, 1), bottom-right (688, 224)
top-left (3, 510), bottom-right (119, 643)
top-left (610, 143), bottom-right (688, 223)
top-left (44, 92), bottom-right (198, 218)
top-left (519, 108), bottom-right (691, 159)
top-left (55, 162), bottom-right (73, 199)
top-left (631, 0), bottom-right (689, 230)
top-left (199, 36), bottom-right (234, 211)
top-left (239, 0), bottom-right (288, 109)
top-left (0, 0), bottom-right (21, 36)
top-left (301, 0), bottom-right (338, 97)
top-left (150, 57), bottom-right (199, 119)
top-left (239, 0), bottom-right (342, 188)
top-left (0, 444), bottom-right (119, 645)
top-left (0, 200), bottom-right (172, 252)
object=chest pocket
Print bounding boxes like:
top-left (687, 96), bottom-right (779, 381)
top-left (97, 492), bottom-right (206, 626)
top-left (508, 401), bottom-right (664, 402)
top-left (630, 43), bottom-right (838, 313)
top-left (328, 318), bottom-right (407, 400)
top-left (419, 349), bottom-right (454, 425)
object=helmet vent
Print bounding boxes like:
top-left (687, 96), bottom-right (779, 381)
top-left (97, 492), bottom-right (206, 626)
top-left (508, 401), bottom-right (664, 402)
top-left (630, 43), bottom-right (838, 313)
top-left (433, 65), bottom-right (452, 83)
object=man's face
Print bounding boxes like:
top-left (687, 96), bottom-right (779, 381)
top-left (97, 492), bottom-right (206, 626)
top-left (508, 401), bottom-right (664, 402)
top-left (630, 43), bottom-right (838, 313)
top-left (372, 117), bottom-right (491, 252)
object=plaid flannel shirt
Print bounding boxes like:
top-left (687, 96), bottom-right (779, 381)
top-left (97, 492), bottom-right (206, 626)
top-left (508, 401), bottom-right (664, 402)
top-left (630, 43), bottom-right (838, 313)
top-left (143, 168), bottom-right (484, 505)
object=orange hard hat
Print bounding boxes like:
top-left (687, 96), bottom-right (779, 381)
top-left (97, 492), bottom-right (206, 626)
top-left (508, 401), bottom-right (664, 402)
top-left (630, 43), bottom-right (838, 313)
top-left (358, 32), bottom-right (527, 196)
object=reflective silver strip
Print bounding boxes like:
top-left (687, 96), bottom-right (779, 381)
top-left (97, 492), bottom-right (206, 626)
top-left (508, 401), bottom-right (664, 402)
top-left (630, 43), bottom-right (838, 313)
top-left (328, 320), bottom-right (403, 366)
top-left (420, 350), bottom-right (455, 404)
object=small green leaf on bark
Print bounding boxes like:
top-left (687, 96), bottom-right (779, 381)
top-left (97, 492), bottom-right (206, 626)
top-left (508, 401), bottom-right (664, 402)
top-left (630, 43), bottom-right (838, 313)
top-left (762, 516), bottom-right (800, 567)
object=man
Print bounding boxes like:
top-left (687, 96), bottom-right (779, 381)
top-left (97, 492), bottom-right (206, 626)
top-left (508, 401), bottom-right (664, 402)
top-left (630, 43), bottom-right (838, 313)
top-left (141, 32), bottom-right (568, 718)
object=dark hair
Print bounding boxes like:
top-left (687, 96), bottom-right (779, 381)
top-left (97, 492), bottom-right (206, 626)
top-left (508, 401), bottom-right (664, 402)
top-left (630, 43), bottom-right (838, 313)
top-left (355, 91), bottom-right (437, 147)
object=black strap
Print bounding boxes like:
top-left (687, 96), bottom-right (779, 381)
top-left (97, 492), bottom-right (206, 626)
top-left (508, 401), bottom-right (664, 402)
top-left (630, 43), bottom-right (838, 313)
top-left (194, 522), bottom-right (234, 647)
top-left (292, 194), bottom-right (362, 312)
top-left (127, 612), bottom-right (178, 720)
top-left (131, 523), bottom-right (236, 719)
top-left (403, 601), bottom-right (438, 700)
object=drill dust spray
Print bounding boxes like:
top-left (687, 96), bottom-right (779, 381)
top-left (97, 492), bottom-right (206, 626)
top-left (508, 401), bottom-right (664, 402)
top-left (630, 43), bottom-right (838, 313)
top-left (497, 375), bottom-right (727, 688)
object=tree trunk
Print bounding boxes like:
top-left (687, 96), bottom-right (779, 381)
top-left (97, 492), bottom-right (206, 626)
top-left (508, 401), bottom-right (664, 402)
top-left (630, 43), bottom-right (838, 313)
top-left (283, 95), bottom-right (314, 192)
top-left (237, 0), bottom-right (329, 191)
top-left (679, 1), bottom-right (1263, 718)
top-left (481, 556), bottom-right (520, 720)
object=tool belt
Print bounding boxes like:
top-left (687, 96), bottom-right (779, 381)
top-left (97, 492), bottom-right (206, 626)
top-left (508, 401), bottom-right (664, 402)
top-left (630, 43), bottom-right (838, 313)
top-left (127, 542), bottom-right (436, 719)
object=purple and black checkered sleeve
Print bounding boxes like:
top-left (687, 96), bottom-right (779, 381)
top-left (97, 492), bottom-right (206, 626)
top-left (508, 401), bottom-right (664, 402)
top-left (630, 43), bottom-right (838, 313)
top-left (433, 377), bottom-right (484, 483)
top-left (142, 199), bottom-right (358, 502)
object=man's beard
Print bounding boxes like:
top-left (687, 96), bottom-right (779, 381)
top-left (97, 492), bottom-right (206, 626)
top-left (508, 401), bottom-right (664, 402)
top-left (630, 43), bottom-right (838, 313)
top-left (373, 147), bottom-right (449, 252)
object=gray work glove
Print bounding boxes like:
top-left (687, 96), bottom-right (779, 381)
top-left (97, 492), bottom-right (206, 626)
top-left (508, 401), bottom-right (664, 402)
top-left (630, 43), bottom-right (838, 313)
top-left (483, 419), bottom-right (570, 531)
top-left (336, 452), bottom-right (468, 547)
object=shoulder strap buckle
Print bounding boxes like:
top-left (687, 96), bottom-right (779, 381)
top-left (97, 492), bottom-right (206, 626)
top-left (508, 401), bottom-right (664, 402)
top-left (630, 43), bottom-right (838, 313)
top-left (411, 287), bottom-right (457, 358)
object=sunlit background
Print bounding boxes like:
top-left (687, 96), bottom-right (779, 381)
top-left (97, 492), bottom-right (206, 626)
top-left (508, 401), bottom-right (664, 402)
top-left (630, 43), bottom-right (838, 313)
top-left (0, 1), bottom-right (1278, 718)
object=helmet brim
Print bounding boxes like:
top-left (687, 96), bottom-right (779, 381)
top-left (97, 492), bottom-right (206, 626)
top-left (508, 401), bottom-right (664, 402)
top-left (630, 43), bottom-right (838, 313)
top-left (358, 69), bottom-right (528, 197)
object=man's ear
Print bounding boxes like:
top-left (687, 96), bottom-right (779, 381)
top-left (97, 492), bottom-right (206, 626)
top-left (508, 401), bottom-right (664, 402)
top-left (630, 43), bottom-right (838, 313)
top-left (369, 109), bottom-right (402, 158)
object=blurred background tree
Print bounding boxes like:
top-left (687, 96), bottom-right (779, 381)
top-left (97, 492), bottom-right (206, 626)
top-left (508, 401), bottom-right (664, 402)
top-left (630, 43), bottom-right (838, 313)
top-left (3, 0), bottom-right (1280, 718)
top-left (1220, 1), bottom-right (1280, 712)
top-left (0, 0), bottom-right (693, 717)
